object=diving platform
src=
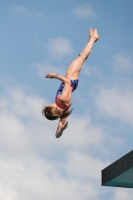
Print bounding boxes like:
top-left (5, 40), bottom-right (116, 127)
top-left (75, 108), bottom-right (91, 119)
top-left (101, 150), bottom-right (133, 188)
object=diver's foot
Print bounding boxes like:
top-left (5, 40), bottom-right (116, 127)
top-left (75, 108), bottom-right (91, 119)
top-left (89, 28), bottom-right (100, 42)
top-left (89, 28), bottom-right (93, 38)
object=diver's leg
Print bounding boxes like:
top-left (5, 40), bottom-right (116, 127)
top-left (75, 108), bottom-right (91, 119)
top-left (65, 28), bottom-right (99, 80)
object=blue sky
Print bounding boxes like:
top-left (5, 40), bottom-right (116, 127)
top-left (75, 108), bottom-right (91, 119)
top-left (0, 0), bottom-right (133, 199)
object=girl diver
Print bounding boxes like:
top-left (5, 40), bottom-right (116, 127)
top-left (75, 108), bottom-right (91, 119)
top-left (42, 28), bottom-right (99, 138)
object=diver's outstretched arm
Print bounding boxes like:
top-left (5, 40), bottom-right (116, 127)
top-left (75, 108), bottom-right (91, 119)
top-left (46, 73), bottom-right (71, 102)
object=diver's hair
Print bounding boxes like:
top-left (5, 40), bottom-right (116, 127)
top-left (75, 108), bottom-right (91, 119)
top-left (42, 104), bottom-right (73, 120)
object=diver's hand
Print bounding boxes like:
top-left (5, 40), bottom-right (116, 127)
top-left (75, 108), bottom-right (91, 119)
top-left (55, 120), bottom-right (68, 138)
top-left (61, 121), bottom-right (68, 131)
top-left (45, 73), bottom-right (57, 79)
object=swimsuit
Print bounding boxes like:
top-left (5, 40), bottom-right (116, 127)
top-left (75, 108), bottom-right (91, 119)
top-left (55, 79), bottom-right (79, 109)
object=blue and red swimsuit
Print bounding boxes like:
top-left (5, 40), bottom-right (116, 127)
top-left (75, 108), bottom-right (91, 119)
top-left (55, 79), bottom-right (79, 109)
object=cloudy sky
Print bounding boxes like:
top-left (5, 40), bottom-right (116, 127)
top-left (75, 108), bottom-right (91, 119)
top-left (0, 0), bottom-right (133, 199)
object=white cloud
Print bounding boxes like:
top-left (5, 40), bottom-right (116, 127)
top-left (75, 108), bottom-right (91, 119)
top-left (113, 53), bottom-right (133, 73)
top-left (64, 151), bottom-right (109, 180)
top-left (72, 4), bottom-right (97, 19)
top-left (0, 81), bottom-right (126, 200)
top-left (59, 115), bottom-right (105, 149)
top-left (94, 85), bottom-right (133, 125)
top-left (11, 5), bottom-right (45, 20)
top-left (45, 37), bottom-right (73, 59)
top-left (111, 189), bottom-right (133, 200)
top-left (34, 61), bottom-right (65, 77)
